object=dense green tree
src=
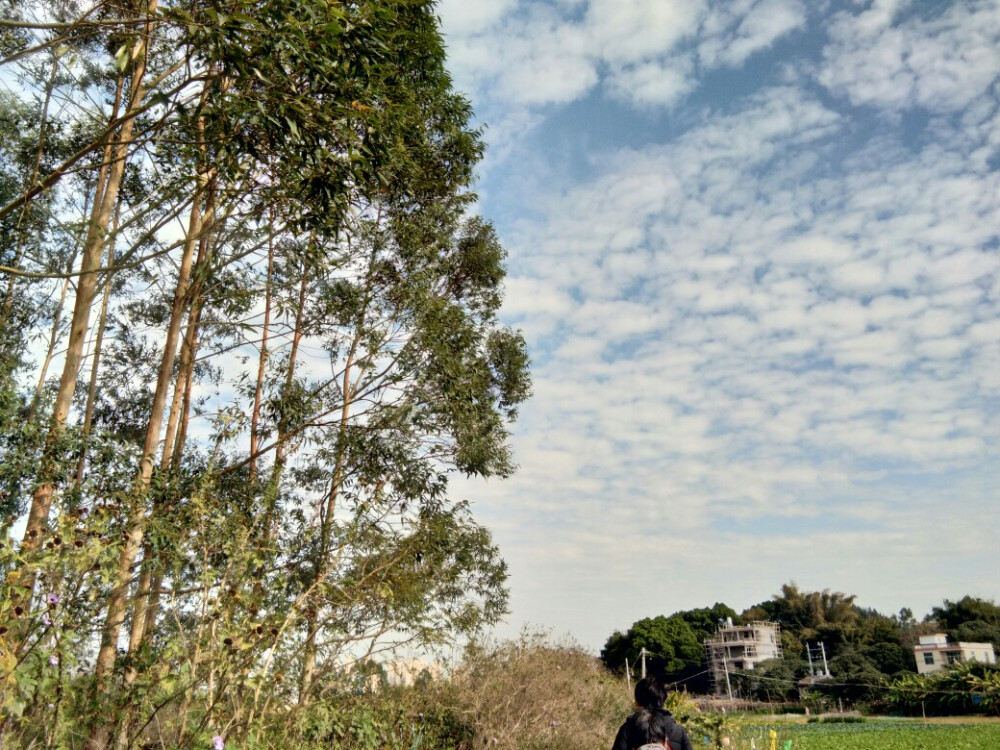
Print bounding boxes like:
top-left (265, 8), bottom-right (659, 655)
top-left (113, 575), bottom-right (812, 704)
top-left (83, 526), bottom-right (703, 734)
top-left (731, 657), bottom-right (808, 702)
top-left (677, 603), bottom-right (740, 642)
top-left (600, 615), bottom-right (703, 676)
top-left (889, 662), bottom-right (1000, 717)
top-left (930, 597), bottom-right (1000, 629)
top-left (0, 1), bottom-right (530, 748)
top-left (818, 649), bottom-right (888, 704)
top-left (861, 641), bottom-right (913, 677)
top-left (930, 597), bottom-right (1000, 651)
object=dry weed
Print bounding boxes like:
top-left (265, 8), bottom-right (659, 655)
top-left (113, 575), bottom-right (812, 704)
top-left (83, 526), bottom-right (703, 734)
top-left (445, 630), bottom-right (633, 750)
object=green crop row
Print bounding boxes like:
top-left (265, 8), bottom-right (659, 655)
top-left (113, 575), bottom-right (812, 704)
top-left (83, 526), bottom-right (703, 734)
top-left (720, 721), bottom-right (1000, 750)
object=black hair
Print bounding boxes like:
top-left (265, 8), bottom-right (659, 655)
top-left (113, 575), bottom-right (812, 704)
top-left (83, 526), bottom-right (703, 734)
top-left (634, 675), bottom-right (668, 709)
top-left (633, 708), bottom-right (669, 745)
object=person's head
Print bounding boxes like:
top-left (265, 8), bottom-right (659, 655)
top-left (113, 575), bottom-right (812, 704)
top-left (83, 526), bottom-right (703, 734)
top-left (633, 708), bottom-right (669, 746)
top-left (634, 675), bottom-right (668, 710)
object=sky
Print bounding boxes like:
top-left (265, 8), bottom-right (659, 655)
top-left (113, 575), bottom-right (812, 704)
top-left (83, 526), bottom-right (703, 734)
top-left (434, 0), bottom-right (1000, 653)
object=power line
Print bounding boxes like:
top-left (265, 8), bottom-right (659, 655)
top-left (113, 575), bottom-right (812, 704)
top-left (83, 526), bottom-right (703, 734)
top-left (728, 670), bottom-right (994, 696)
top-left (621, 647), bottom-right (995, 698)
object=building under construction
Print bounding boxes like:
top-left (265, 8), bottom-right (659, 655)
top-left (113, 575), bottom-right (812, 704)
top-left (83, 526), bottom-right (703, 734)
top-left (704, 619), bottom-right (782, 696)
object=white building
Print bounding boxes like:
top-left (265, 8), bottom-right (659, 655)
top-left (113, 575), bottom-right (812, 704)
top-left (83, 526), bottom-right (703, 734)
top-left (705, 619), bottom-right (782, 695)
top-left (913, 634), bottom-right (997, 674)
top-left (384, 657), bottom-right (443, 686)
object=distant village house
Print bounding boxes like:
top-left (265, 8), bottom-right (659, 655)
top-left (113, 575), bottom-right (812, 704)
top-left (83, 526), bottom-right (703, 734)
top-left (913, 634), bottom-right (997, 674)
top-left (705, 619), bottom-right (782, 695)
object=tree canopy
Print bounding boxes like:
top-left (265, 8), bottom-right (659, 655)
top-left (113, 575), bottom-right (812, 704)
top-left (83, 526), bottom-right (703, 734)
top-left (0, 0), bottom-right (530, 747)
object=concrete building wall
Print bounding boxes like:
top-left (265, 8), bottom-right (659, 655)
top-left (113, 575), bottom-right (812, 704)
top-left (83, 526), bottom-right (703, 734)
top-left (913, 634), bottom-right (997, 675)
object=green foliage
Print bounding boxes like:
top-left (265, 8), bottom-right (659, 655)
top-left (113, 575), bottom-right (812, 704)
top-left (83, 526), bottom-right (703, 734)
top-left (813, 649), bottom-right (889, 704)
top-left (930, 596), bottom-right (1000, 630)
top-left (739, 721), bottom-right (1000, 750)
top-left (887, 662), bottom-right (1000, 716)
top-left (0, 0), bottom-right (529, 746)
top-left (929, 597), bottom-right (1000, 652)
top-left (601, 614), bottom-right (703, 676)
top-left (287, 689), bottom-right (475, 750)
top-left (602, 585), bottom-right (1000, 711)
top-left (861, 642), bottom-right (912, 677)
top-left (732, 658), bottom-right (809, 703)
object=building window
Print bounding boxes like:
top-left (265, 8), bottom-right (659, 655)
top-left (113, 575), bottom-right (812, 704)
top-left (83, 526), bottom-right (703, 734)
top-left (923, 653), bottom-right (934, 665)
top-left (946, 652), bottom-right (961, 665)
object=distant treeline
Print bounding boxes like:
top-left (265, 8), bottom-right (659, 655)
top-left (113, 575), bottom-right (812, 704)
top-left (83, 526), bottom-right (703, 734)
top-left (600, 583), bottom-right (1000, 707)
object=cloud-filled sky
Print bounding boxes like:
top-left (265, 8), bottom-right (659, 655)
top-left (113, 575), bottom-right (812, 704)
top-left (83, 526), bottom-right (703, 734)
top-left (438, 0), bottom-right (1000, 652)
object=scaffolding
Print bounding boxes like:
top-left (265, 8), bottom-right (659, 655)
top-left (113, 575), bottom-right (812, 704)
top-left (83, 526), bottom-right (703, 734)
top-left (704, 620), bottom-right (782, 696)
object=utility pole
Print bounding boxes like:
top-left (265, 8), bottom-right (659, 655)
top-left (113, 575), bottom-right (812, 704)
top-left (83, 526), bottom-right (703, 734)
top-left (625, 660), bottom-right (632, 695)
top-left (806, 642), bottom-right (831, 677)
top-left (640, 647), bottom-right (647, 679)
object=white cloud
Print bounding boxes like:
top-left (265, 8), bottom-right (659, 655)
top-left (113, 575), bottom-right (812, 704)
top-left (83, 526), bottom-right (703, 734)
top-left (819, 0), bottom-right (1000, 112)
top-left (698, 0), bottom-right (806, 68)
top-left (437, 0), bottom-right (519, 35)
top-left (586, 0), bottom-right (702, 64)
top-left (440, 0), bottom-right (808, 110)
top-left (433, 1), bottom-right (1000, 652)
top-left (458, 79), bottom-right (1000, 647)
top-left (607, 59), bottom-right (696, 107)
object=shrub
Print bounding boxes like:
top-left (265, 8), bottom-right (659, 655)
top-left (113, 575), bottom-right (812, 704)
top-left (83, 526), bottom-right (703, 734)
top-left (445, 631), bottom-right (632, 750)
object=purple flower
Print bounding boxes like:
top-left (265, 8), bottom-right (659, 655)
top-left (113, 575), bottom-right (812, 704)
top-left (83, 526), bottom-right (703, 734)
top-left (46, 593), bottom-right (60, 606)
top-left (212, 735), bottom-right (224, 750)
top-left (49, 654), bottom-right (58, 667)
top-left (42, 613), bottom-right (51, 627)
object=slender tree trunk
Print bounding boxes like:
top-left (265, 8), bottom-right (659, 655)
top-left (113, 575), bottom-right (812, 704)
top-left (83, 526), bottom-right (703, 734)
top-left (26, 248), bottom-right (79, 423)
top-left (249, 226), bottom-right (275, 483)
top-left (130, 179), bottom-right (215, 654)
top-left (106, 171), bottom-right (204, 684)
top-left (74, 204), bottom-right (119, 488)
top-left (261, 265), bottom-right (309, 542)
top-left (170, 182), bottom-right (216, 472)
top-left (298, 263), bottom-right (373, 702)
top-left (11, 56), bottom-right (133, 617)
top-left (83, 50), bottom-right (198, 743)
top-left (159, 309), bottom-right (195, 475)
top-left (170, 301), bottom-right (202, 469)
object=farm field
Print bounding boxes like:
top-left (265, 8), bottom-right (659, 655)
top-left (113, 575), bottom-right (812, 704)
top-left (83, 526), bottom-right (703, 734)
top-left (728, 720), bottom-right (1000, 750)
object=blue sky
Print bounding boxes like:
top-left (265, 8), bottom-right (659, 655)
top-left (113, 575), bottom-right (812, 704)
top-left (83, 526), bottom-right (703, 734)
top-left (436, 0), bottom-right (1000, 652)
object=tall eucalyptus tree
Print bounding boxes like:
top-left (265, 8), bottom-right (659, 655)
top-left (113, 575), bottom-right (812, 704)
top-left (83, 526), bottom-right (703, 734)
top-left (0, 1), bottom-right (530, 747)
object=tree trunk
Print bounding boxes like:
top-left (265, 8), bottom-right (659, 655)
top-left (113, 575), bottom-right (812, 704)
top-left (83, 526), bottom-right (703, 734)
top-left (129, 178), bottom-right (215, 654)
top-left (261, 265), bottom-right (309, 542)
top-left (249, 228), bottom-right (275, 483)
top-left (11, 54), bottom-right (133, 619)
top-left (106, 169), bottom-right (205, 689)
top-left (298, 279), bottom-right (369, 703)
top-left (26, 248), bottom-right (79, 424)
top-left (73, 202), bottom-right (119, 488)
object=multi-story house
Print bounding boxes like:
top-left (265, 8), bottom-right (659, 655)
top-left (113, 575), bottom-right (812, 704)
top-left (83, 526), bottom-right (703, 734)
top-left (704, 619), bottom-right (782, 695)
top-left (913, 634), bottom-right (997, 674)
